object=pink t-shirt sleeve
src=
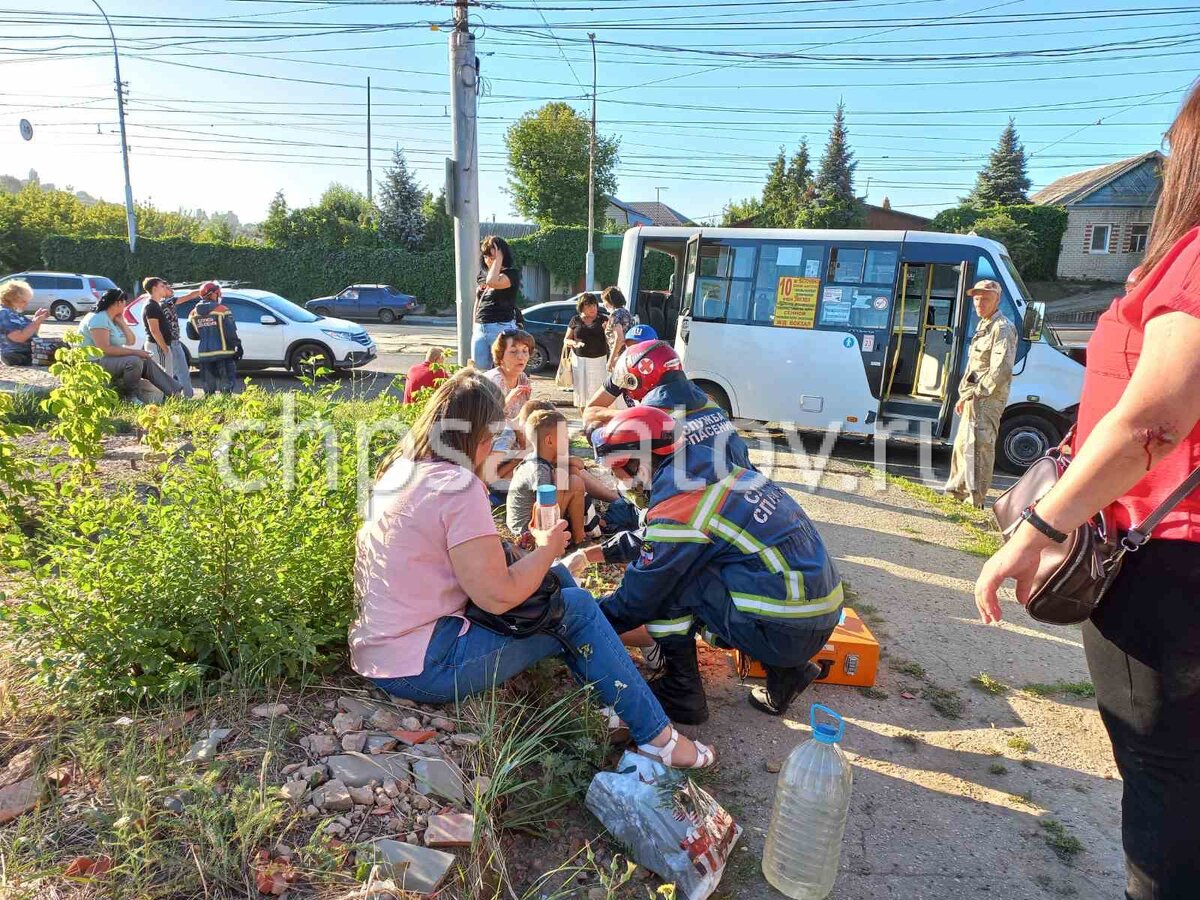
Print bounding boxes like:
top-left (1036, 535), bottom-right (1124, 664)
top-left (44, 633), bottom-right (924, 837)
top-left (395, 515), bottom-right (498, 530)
top-left (441, 478), bottom-right (498, 551)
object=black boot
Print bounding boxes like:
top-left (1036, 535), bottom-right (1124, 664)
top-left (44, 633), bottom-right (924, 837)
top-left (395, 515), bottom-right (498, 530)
top-left (648, 636), bottom-right (709, 725)
top-left (748, 661), bottom-right (822, 717)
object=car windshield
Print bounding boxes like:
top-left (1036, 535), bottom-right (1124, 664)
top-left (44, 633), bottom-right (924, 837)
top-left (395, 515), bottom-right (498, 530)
top-left (255, 292), bottom-right (320, 323)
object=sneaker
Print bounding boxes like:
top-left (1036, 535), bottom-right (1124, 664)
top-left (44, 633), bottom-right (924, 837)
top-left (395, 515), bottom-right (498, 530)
top-left (640, 642), bottom-right (665, 674)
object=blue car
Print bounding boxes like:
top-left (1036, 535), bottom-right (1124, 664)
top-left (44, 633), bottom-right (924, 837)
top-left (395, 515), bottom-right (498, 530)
top-left (305, 284), bottom-right (415, 323)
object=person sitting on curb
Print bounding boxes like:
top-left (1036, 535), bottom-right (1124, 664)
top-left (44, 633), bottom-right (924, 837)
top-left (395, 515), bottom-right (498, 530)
top-left (403, 347), bottom-right (450, 404)
top-left (79, 289), bottom-right (181, 402)
top-left (506, 408), bottom-right (589, 546)
top-left (186, 282), bottom-right (241, 395)
top-left (590, 405), bottom-right (844, 724)
top-left (0, 279), bottom-right (49, 367)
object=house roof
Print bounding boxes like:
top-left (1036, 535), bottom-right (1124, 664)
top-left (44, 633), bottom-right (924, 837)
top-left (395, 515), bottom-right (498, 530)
top-left (623, 201), bottom-right (694, 226)
top-left (605, 196), bottom-right (654, 225)
top-left (1031, 151), bottom-right (1164, 206)
top-left (482, 222), bottom-right (539, 240)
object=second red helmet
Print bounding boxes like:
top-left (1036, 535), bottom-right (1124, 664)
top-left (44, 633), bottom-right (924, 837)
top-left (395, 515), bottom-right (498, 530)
top-left (591, 405), bottom-right (682, 468)
top-left (609, 340), bottom-right (684, 403)
top-left (200, 281), bottom-right (222, 299)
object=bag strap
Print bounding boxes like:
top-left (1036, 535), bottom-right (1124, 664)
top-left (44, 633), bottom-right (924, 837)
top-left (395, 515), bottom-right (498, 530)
top-left (1123, 464), bottom-right (1200, 551)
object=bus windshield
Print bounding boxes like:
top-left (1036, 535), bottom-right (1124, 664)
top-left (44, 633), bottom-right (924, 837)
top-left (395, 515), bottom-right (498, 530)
top-left (1001, 254), bottom-right (1063, 348)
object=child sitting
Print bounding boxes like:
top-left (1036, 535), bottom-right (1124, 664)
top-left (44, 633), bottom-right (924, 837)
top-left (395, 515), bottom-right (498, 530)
top-left (507, 408), bottom-right (589, 545)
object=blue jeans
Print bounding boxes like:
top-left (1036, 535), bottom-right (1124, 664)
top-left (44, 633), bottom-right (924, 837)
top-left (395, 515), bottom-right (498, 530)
top-left (168, 341), bottom-right (194, 399)
top-left (372, 586), bottom-right (670, 744)
top-left (200, 358), bottom-right (238, 395)
top-left (471, 320), bottom-right (517, 369)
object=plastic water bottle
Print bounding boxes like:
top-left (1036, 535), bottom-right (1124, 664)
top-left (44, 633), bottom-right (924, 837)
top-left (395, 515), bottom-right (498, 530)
top-left (762, 704), bottom-right (854, 899)
top-left (534, 484), bottom-right (560, 531)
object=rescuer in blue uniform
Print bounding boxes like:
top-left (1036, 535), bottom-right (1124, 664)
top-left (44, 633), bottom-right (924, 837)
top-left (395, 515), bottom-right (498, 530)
top-left (591, 405), bottom-right (844, 723)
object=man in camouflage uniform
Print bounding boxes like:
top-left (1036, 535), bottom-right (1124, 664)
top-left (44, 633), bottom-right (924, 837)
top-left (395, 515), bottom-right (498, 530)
top-left (944, 279), bottom-right (1018, 508)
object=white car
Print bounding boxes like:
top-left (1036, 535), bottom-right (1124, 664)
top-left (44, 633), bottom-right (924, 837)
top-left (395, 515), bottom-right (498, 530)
top-left (125, 288), bottom-right (376, 376)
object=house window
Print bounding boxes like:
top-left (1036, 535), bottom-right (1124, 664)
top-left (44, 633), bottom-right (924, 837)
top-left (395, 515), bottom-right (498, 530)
top-left (1129, 224), bottom-right (1150, 254)
top-left (1089, 224), bottom-right (1112, 254)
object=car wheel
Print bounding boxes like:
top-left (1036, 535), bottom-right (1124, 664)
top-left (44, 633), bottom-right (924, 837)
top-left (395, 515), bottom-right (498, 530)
top-left (528, 342), bottom-right (551, 373)
top-left (378, 308), bottom-right (396, 324)
top-left (695, 380), bottom-right (732, 417)
top-left (288, 342), bottom-right (334, 379)
top-left (51, 301), bottom-right (76, 322)
top-left (998, 413), bottom-right (1062, 474)
top-left (312, 306), bottom-right (330, 317)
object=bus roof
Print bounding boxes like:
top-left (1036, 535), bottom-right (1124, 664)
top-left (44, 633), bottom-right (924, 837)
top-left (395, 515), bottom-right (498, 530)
top-left (625, 225), bottom-right (1009, 256)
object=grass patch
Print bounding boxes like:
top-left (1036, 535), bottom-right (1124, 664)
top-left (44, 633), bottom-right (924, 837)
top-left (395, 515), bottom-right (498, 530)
top-left (893, 660), bottom-right (927, 680)
top-left (858, 686), bottom-right (888, 700)
top-left (1007, 735), bottom-right (1034, 753)
top-left (1040, 819), bottom-right (1085, 863)
top-left (1023, 681), bottom-right (1096, 699)
top-left (988, 763), bottom-right (1008, 775)
top-left (862, 466), bottom-right (1002, 558)
top-left (1008, 790), bottom-right (1037, 809)
top-left (922, 684), bottom-right (964, 719)
top-left (893, 732), bottom-right (922, 750)
top-left (1021, 759), bottom-right (1037, 770)
top-left (971, 672), bottom-right (1008, 695)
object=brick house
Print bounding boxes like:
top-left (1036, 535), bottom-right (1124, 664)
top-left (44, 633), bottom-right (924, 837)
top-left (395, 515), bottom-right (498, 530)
top-left (1032, 151), bottom-right (1163, 281)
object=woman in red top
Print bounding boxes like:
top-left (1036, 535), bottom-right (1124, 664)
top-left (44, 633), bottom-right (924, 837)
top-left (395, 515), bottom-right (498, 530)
top-left (976, 81), bottom-right (1200, 899)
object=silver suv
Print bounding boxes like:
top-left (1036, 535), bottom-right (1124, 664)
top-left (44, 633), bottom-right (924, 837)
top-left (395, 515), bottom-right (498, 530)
top-left (0, 271), bottom-right (118, 321)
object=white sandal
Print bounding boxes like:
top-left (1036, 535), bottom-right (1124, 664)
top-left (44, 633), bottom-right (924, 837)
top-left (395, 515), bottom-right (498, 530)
top-left (638, 727), bottom-right (717, 770)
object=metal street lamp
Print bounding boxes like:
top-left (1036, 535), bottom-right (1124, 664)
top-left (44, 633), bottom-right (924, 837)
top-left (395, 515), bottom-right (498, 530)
top-left (90, 0), bottom-right (137, 253)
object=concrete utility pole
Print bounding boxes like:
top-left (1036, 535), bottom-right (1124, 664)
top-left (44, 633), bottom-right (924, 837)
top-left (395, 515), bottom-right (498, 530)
top-left (449, 0), bottom-right (480, 364)
top-left (585, 32), bottom-right (597, 292)
top-left (92, 0), bottom-right (136, 253)
top-left (366, 77), bottom-right (373, 204)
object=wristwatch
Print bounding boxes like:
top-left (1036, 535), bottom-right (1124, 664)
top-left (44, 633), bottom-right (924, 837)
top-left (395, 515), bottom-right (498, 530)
top-left (1020, 505), bottom-right (1068, 544)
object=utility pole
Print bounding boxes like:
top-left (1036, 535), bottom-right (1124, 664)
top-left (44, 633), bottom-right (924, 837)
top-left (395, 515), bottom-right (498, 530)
top-left (449, 0), bottom-right (480, 364)
top-left (92, 0), bottom-right (136, 253)
top-left (366, 77), bottom-right (373, 204)
top-left (585, 32), bottom-right (597, 293)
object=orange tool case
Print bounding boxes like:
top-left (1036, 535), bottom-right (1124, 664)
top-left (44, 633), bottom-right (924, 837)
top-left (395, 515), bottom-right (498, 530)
top-left (733, 607), bottom-right (880, 688)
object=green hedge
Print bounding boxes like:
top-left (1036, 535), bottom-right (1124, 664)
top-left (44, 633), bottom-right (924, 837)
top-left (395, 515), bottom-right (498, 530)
top-left (42, 236), bottom-right (457, 312)
top-left (929, 204), bottom-right (1068, 281)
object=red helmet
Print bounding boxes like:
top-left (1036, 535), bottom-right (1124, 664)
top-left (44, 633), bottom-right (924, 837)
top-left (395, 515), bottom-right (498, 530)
top-left (592, 405), bottom-right (682, 469)
top-left (609, 340), bottom-right (683, 402)
top-left (200, 281), bottom-right (222, 299)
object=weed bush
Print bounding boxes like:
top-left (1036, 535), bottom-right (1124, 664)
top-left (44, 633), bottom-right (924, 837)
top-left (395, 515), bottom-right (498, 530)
top-left (1, 377), bottom-right (423, 707)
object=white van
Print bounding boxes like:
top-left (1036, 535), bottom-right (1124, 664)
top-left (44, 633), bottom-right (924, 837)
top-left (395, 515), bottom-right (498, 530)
top-left (617, 227), bottom-right (1084, 472)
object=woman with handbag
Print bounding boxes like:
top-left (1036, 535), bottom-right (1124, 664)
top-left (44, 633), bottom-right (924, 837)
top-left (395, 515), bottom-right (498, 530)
top-left (350, 369), bottom-right (716, 770)
top-left (975, 81), bottom-right (1200, 900)
top-left (565, 293), bottom-right (610, 411)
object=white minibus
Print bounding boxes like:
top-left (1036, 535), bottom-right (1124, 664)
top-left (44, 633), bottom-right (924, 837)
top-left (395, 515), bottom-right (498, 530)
top-left (617, 226), bottom-right (1085, 472)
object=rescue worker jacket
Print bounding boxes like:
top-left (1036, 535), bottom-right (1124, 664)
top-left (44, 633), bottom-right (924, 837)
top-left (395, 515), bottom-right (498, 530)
top-left (188, 300), bottom-right (240, 360)
top-left (600, 445), bottom-right (843, 636)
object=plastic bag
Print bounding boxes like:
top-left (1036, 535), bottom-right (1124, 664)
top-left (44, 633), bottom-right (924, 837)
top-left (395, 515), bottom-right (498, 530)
top-left (555, 346), bottom-right (574, 389)
top-left (586, 750), bottom-right (741, 900)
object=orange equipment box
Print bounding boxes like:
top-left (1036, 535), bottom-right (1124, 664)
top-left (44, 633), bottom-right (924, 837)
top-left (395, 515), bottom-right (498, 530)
top-left (733, 607), bottom-right (880, 688)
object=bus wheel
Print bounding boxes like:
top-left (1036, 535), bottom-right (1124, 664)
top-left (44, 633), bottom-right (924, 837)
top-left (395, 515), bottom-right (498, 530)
top-left (998, 413), bottom-right (1062, 474)
top-left (696, 381), bottom-right (732, 417)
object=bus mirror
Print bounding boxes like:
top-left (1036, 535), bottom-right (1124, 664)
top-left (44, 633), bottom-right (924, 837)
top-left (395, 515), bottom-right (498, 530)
top-left (1023, 301), bottom-right (1045, 342)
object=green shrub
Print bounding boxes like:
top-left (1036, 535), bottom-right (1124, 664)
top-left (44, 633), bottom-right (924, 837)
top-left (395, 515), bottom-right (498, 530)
top-left (1, 379), bottom-right (422, 707)
top-left (929, 203), bottom-right (1068, 281)
top-left (41, 340), bottom-right (119, 470)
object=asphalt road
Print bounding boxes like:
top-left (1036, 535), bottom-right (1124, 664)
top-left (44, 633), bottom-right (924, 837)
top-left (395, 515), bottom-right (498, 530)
top-left (41, 317), bottom-right (1013, 495)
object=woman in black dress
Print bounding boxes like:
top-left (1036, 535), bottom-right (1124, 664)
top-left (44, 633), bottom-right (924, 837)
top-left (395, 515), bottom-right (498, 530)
top-left (564, 293), bottom-right (609, 409)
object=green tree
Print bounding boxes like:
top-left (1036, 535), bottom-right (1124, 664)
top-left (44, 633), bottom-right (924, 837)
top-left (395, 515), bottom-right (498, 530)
top-left (420, 190), bottom-right (454, 250)
top-left (721, 196), bottom-right (764, 226)
top-left (796, 102), bottom-right (865, 229)
top-left (377, 147), bottom-right (426, 250)
top-left (760, 148), bottom-right (791, 227)
top-left (786, 139), bottom-right (814, 221)
top-left (966, 119), bottom-right (1031, 206)
top-left (505, 102), bottom-right (619, 227)
top-left (262, 191), bottom-right (290, 247)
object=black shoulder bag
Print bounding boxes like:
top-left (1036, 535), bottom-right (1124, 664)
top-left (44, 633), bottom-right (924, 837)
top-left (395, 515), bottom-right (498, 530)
top-left (464, 542), bottom-right (575, 659)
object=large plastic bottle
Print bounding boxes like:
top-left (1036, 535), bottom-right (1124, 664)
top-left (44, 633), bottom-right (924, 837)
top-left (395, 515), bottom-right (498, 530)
top-left (762, 704), bottom-right (854, 899)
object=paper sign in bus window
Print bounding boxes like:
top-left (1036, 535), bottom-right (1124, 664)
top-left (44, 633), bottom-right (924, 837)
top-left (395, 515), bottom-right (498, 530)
top-left (819, 287), bottom-right (852, 326)
top-left (774, 276), bottom-right (820, 329)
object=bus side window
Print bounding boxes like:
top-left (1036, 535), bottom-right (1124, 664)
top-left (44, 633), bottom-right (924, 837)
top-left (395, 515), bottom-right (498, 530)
top-left (693, 242), bottom-right (757, 322)
top-left (753, 242), bottom-right (824, 325)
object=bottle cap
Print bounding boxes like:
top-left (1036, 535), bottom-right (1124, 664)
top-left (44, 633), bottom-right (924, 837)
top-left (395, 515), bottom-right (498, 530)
top-left (536, 484), bottom-right (558, 505)
top-left (810, 703), bottom-right (845, 744)
top-left (813, 724), bottom-right (839, 744)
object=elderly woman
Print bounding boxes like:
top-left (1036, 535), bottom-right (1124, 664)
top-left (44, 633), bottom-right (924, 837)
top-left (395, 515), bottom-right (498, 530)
top-left (480, 328), bottom-right (535, 486)
top-left (976, 81), bottom-right (1200, 899)
top-left (350, 370), bottom-right (715, 769)
top-left (0, 280), bottom-right (49, 366)
top-left (473, 236), bottom-right (521, 368)
top-left (602, 287), bottom-right (633, 373)
top-left (78, 289), bottom-right (181, 400)
top-left (565, 293), bottom-right (609, 410)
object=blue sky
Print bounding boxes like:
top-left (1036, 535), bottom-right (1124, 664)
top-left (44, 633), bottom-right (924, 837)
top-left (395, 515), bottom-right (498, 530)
top-left (0, 0), bottom-right (1195, 225)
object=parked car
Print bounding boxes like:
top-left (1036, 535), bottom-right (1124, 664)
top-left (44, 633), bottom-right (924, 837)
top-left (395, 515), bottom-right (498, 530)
top-left (123, 285), bottom-right (375, 376)
top-left (305, 284), bottom-right (415, 323)
top-left (0, 271), bottom-right (117, 321)
top-left (521, 299), bottom-right (608, 373)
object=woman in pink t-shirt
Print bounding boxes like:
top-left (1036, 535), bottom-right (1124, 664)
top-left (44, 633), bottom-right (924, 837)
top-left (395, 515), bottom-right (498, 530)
top-left (350, 370), bottom-right (715, 769)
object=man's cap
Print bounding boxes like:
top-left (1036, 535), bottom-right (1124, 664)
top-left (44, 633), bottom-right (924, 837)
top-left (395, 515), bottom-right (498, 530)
top-left (967, 279), bottom-right (1002, 297)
